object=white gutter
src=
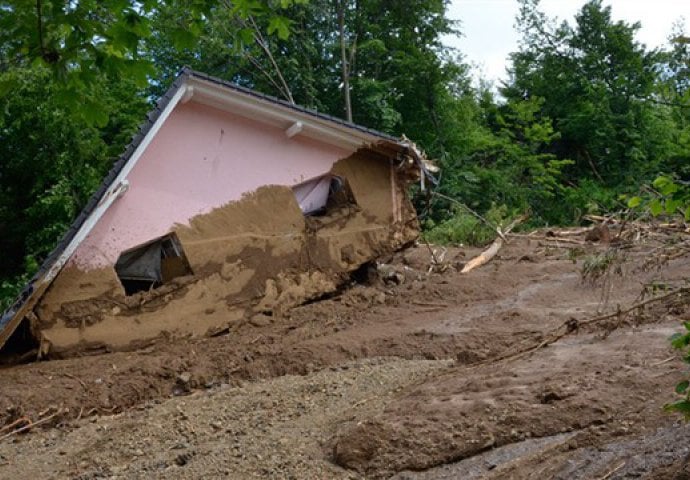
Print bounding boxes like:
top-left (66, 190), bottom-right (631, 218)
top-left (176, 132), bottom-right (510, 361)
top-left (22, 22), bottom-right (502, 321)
top-left (188, 78), bottom-right (391, 151)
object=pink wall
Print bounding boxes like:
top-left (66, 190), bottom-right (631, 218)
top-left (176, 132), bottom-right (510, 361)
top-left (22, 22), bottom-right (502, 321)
top-left (70, 101), bottom-right (353, 269)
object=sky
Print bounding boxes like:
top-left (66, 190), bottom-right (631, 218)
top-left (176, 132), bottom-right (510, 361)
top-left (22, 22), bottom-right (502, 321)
top-left (444, 0), bottom-right (690, 84)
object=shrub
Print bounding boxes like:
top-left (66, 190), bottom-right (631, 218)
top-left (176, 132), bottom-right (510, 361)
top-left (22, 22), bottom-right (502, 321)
top-left (423, 204), bottom-right (513, 246)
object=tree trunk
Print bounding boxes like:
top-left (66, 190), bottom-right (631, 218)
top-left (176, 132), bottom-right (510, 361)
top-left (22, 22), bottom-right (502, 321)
top-left (461, 215), bottom-right (528, 273)
top-left (337, 0), bottom-right (353, 122)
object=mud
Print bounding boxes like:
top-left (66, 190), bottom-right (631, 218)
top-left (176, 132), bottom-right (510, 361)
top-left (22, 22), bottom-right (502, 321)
top-left (0, 232), bottom-right (689, 479)
top-left (333, 322), bottom-right (684, 478)
top-left (25, 150), bottom-right (418, 355)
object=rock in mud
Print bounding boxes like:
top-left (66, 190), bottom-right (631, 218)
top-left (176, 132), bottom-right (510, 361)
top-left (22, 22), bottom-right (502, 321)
top-left (250, 314), bottom-right (273, 327)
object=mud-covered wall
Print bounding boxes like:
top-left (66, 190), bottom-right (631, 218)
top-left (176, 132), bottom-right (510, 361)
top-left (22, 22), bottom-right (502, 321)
top-left (70, 100), bottom-right (352, 270)
top-left (34, 151), bottom-right (419, 355)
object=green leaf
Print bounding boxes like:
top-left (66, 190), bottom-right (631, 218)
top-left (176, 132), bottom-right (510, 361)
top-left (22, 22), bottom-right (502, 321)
top-left (80, 98), bottom-right (109, 127)
top-left (171, 28), bottom-right (197, 50)
top-left (239, 28), bottom-right (255, 45)
top-left (684, 206), bottom-right (690, 222)
top-left (122, 59), bottom-right (155, 88)
top-left (267, 16), bottom-right (292, 40)
top-left (676, 380), bottom-right (690, 395)
top-left (664, 400), bottom-right (690, 418)
top-left (627, 196), bottom-right (641, 208)
top-left (666, 199), bottom-right (682, 215)
top-left (0, 77), bottom-right (15, 98)
top-left (108, 23), bottom-right (140, 51)
top-left (653, 176), bottom-right (670, 189)
top-left (650, 199), bottom-right (664, 217)
top-left (661, 182), bottom-right (679, 197)
top-left (232, 0), bottom-right (265, 18)
top-left (670, 332), bottom-right (689, 349)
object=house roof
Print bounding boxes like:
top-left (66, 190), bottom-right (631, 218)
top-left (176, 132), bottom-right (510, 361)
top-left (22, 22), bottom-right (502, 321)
top-left (0, 68), bottom-right (434, 351)
top-left (188, 69), bottom-right (401, 144)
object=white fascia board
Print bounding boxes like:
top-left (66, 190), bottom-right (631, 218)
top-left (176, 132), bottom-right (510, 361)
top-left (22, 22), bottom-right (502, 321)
top-left (41, 83), bottom-right (191, 284)
top-left (188, 78), bottom-right (393, 151)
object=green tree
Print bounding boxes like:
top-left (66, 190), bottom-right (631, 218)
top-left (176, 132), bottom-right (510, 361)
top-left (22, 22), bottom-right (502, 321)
top-left (145, 0), bottom-right (462, 138)
top-left (432, 93), bottom-right (572, 225)
top-left (0, 68), bottom-right (148, 308)
top-left (0, 0), bottom-right (306, 122)
top-left (656, 27), bottom-right (690, 179)
top-left (504, 0), bottom-right (673, 188)
top-left (0, 0), bottom-right (161, 123)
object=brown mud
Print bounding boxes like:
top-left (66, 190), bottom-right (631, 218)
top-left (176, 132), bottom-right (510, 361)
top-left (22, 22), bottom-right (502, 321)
top-left (1, 232), bottom-right (689, 479)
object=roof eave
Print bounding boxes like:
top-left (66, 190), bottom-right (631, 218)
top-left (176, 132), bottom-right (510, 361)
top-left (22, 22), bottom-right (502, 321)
top-left (186, 75), bottom-right (399, 151)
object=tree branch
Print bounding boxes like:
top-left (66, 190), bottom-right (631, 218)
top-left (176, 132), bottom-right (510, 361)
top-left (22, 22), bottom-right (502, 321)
top-left (36, 0), bottom-right (45, 59)
top-left (248, 15), bottom-right (295, 104)
top-left (337, 0), bottom-right (353, 122)
top-left (634, 94), bottom-right (690, 109)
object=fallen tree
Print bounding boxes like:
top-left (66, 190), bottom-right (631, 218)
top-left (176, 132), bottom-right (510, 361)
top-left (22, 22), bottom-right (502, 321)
top-left (461, 214), bottom-right (528, 274)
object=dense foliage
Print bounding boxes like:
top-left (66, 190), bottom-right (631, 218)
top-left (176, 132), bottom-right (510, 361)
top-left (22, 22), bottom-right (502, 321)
top-left (1, 0), bottom-right (689, 309)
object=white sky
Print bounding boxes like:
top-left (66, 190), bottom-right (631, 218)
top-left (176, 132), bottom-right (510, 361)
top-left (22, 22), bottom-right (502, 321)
top-left (445, 0), bottom-right (690, 84)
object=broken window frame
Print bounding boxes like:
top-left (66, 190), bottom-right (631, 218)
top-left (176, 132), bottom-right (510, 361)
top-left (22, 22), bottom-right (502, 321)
top-left (292, 174), bottom-right (357, 217)
top-left (114, 233), bottom-right (193, 296)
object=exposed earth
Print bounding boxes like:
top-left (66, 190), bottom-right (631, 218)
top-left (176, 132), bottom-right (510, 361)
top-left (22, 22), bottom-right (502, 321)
top-left (1, 227), bottom-right (690, 479)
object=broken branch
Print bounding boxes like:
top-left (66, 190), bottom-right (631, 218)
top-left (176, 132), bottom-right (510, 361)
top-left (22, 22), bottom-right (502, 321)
top-left (61, 372), bottom-right (87, 389)
top-left (545, 227), bottom-right (591, 237)
top-left (461, 214), bottom-right (528, 274)
top-left (502, 287), bottom-right (689, 364)
top-left (579, 287), bottom-right (689, 326)
top-left (595, 461), bottom-right (626, 480)
top-left (421, 238), bottom-right (441, 268)
top-left (0, 409), bottom-right (64, 442)
top-left (510, 233), bottom-right (587, 245)
top-left (461, 238), bottom-right (503, 274)
top-left (0, 417), bottom-right (31, 435)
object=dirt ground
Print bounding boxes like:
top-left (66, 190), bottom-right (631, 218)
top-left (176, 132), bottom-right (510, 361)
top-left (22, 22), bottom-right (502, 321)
top-left (1, 228), bottom-right (690, 479)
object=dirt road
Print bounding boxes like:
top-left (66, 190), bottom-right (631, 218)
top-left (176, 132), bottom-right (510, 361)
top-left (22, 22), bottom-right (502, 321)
top-left (1, 232), bottom-right (689, 479)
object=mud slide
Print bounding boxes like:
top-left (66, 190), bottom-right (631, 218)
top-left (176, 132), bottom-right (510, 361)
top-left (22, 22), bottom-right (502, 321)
top-left (0, 232), bottom-right (689, 479)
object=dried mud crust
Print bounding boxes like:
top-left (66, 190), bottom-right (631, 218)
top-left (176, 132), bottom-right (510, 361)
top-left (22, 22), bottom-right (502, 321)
top-left (0, 234), bottom-right (689, 479)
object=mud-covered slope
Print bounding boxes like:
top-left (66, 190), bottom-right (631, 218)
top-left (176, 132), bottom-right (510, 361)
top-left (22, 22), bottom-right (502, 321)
top-left (0, 233), bottom-right (689, 479)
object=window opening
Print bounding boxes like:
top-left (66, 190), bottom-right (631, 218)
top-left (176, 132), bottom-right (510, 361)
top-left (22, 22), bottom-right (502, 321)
top-left (115, 233), bottom-right (193, 296)
top-left (292, 174), bottom-right (356, 216)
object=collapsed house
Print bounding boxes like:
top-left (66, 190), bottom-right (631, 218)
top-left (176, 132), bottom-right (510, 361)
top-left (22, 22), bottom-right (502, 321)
top-left (0, 69), bottom-right (435, 359)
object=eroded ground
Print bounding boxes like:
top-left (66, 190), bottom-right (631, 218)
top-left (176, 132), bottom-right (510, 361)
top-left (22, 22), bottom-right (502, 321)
top-left (1, 230), bottom-right (690, 479)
